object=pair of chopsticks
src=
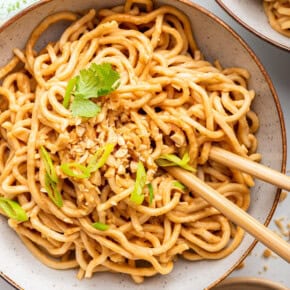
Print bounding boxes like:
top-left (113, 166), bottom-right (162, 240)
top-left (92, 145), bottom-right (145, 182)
top-left (165, 146), bottom-right (290, 263)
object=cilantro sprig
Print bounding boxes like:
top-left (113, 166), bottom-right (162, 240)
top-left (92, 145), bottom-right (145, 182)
top-left (63, 63), bottom-right (120, 118)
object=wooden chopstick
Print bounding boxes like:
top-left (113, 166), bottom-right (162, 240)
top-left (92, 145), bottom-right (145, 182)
top-left (166, 167), bottom-right (290, 263)
top-left (209, 146), bottom-right (290, 191)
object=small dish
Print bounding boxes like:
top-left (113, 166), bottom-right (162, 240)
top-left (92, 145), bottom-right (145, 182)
top-left (213, 277), bottom-right (288, 290)
top-left (216, 0), bottom-right (290, 51)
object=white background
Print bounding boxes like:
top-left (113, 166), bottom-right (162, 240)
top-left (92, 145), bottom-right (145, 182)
top-left (0, 0), bottom-right (289, 289)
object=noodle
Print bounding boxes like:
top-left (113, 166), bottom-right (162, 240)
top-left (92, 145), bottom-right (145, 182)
top-left (263, 0), bottom-right (290, 37)
top-left (0, 0), bottom-right (261, 283)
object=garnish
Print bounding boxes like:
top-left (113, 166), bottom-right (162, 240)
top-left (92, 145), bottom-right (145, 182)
top-left (70, 95), bottom-right (101, 118)
top-left (40, 146), bottom-right (58, 183)
top-left (61, 143), bottom-right (115, 180)
top-left (87, 143), bottom-right (115, 172)
top-left (64, 63), bottom-right (120, 117)
top-left (172, 181), bottom-right (187, 191)
top-left (40, 146), bottom-right (63, 207)
top-left (147, 183), bottom-right (154, 205)
top-left (60, 163), bottom-right (91, 179)
top-left (0, 197), bottom-right (28, 222)
top-left (44, 174), bottom-right (63, 208)
top-left (156, 152), bottom-right (195, 172)
top-left (63, 77), bottom-right (77, 109)
top-left (92, 222), bottom-right (109, 231)
top-left (130, 161), bottom-right (147, 205)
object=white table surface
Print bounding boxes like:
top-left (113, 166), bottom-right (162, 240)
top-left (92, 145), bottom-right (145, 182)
top-left (0, 0), bottom-right (289, 289)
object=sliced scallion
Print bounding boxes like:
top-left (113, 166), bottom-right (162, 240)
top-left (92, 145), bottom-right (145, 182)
top-left (147, 183), bottom-right (154, 205)
top-left (63, 77), bottom-right (77, 109)
top-left (60, 162), bottom-right (91, 179)
top-left (44, 173), bottom-right (63, 208)
top-left (87, 143), bottom-right (115, 173)
top-left (130, 161), bottom-right (147, 205)
top-left (40, 146), bottom-right (58, 183)
top-left (172, 181), bottom-right (186, 191)
top-left (40, 146), bottom-right (63, 207)
top-left (92, 222), bottom-right (109, 231)
top-left (0, 197), bottom-right (28, 222)
top-left (156, 152), bottom-right (195, 172)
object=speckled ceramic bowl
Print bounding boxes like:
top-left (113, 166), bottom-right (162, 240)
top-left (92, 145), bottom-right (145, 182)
top-left (216, 0), bottom-right (290, 51)
top-left (213, 277), bottom-right (288, 290)
top-left (0, 0), bottom-right (286, 290)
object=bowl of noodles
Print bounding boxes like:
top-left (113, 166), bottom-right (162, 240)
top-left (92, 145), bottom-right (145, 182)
top-left (216, 0), bottom-right (290, 51)
top-left (213, 277), bottom-right (288, 290)
top-left (0, 0), bottom-right (286, 290)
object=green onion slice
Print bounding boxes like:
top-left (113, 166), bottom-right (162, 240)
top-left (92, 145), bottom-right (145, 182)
top-left (156, 152), bottom-right (195, 172)
top-left (63, 77), bottom-right (77, 109)
top-left (40, 146), bottom-right (58, 183)
top-left (172, 181), bottom-right (187, 191)
top-left (147, 183), bottom-right (154, 205)
top-left (130, 161), bottom-right (147, 205)
top-left (44, 173), bottom-right (63, 208)
top-left (0, 197), bottom-right (28, 222)
top-left (88, 143), bottom-right (115, 173)
top-left (60, 162), bottom-right (91, 179)
top-left (92, 222), bottom-right (109, 231)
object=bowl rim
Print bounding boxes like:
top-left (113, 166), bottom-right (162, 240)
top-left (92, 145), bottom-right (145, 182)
top-left (215, 0), bottom-right (290, 52)
top-left (215, 277), bottom-right (288, 290)
top-left (0, 0), bottom-right (287, 289)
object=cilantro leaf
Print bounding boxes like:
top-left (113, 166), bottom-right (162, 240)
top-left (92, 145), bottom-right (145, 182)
top-left (74, 73), bottom-right (99, 99)
top-left (64, 63), bottom-right (120, 118)
top-left (71, 96), bottom-right (101, 118)
top-left (88, 63), bottom-right (120, 96)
